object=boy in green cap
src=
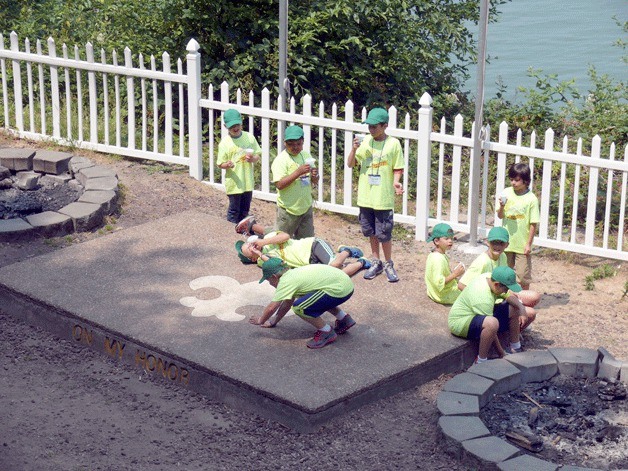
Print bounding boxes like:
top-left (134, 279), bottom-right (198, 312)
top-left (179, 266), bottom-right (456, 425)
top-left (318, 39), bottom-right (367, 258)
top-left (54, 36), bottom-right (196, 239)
top-left (448, 266), bottom-right (528, 364)
top-left (235, 226), bottom-right (370, 276)
top-left (271, 125), bottom-right (318, 239)
top-left (458, 226), bottom-right (540, 324)
top-left (424, 223), bottom-right (466, 305)
top-left (251, 258), bottom-right (356, 349)
top-left (347, 107), bottom-right (404, 282)
top-left (217, 109), bottom-right (262, 223)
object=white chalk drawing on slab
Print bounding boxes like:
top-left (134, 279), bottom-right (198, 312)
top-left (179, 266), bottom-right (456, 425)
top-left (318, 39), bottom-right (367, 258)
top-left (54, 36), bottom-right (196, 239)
top-left (179, 275), bottom-right (276, 322)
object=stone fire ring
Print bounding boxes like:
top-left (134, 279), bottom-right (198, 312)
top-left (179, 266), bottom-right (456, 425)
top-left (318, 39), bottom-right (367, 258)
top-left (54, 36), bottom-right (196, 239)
top-left (0, 148), bottom-right (119, 241)
top-left (437, 347), bottom-right (627, 471)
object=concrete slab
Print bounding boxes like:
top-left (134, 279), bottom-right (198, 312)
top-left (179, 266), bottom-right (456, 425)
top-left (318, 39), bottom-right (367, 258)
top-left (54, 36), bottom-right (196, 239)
top-left (505, 350), bottom-right (558, 383)
top-left (437, 391), bottom-right (480, 416)
top-left (467, 358), bottom-right (522, 395)
top-left (78, 190), bottom-right (117, 215)
top-left (32, 150), bottom-right (72, 175)
top-left (462, 436), bottom-right (520, 470)
top-left (0, 210), bottom-right (473, 431)
top-left (497, 454), bottom-right (558, 471)
top-left (0, 218), bottom-right (34, 241)
top-left (25, 211), bottom-right (74, 237)
top-left (0, 147), bottom-right (35, 171)
top-left (442, 372), bottom-right (495, 407)
top-left (549, 347), bottom-right (598, 378)
top-left (57, 201), bottom-right (104, 231)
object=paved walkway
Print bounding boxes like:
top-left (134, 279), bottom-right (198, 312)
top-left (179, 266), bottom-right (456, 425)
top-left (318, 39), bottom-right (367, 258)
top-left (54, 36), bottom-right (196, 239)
top-left (0, 210), bottom-right (473, 431)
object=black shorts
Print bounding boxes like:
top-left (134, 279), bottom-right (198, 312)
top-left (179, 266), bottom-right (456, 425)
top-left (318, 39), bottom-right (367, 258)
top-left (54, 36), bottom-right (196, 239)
top-left (467, 302), bottom-right (510, 339)
top-left (358, 207), bottom-right (394, 242)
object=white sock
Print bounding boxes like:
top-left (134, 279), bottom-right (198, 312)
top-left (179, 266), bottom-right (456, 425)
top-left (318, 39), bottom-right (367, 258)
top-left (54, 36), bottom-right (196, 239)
top-left (335, 309), bottom-right (347, 320)
top-left (511, 341), bottom-right (521, 350)
top-left (477, 356), bottom-right (488, 363)
top-left (320, 324), bottom-right (331, 332)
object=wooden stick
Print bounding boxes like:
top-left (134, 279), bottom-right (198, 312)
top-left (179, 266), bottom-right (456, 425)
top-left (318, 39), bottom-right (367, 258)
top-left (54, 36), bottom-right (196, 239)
top-left (522, 392), bottom-right (543, 408)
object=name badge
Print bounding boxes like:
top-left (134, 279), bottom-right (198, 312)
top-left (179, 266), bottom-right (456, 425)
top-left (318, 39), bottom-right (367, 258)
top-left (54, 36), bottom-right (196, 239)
top-left (300, 176), bottom-right (311, 186)
top-left (368, 174), bottom-right (381, 185)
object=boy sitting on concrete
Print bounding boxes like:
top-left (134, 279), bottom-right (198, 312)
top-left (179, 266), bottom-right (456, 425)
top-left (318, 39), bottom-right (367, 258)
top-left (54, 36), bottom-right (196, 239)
top-left (448, 266), bottom-right (528, 363)
top-left (424, 223), bottom-right (465, 305)
top-left (458, 226), bottom-right (540, 327)
top-left (250, 258), bottom-right (355, 349)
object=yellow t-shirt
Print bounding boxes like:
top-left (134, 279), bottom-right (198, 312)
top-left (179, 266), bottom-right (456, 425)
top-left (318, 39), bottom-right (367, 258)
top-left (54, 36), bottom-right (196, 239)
top-left (425, 251), bottom-right (461, 305)
top-left (216, 131), bottom-right (261, 195)
top-left (271, 150), bottom-right (313, 216)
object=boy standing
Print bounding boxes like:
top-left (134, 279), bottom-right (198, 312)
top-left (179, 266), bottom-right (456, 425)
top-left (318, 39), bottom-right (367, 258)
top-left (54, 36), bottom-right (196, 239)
top-left (347, 107), bottom-right (404, 282)
top-left (448, 266), bottom-right (528, 364)
top-left (216, 109), bottom-right (261, 223)
top-left (424, 223), bottom-right (465, 304)
top-left (251, 258), bottom-right (356, 349)
top-left (271, 125), bottom-right (318, 239)
top-left (497, 163), bottom-right (540, 290)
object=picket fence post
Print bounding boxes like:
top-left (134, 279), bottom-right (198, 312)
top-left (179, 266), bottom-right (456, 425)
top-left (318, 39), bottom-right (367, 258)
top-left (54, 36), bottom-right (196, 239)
top-left (415, 92), bottom-right (433, 241)
top-left (186, 39), bottom-right (202, 180)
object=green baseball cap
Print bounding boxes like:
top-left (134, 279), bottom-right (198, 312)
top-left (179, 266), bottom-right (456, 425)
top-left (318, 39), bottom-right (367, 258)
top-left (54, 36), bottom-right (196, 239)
top-left (259, 257), bottom-right (287, 283)
top-left (224, 109), bottom-right (242, 128)
top-left (235, 240), bottom-right (255, 265)
top-left (427, 223), bottom-right (454, 242)
top-left (487, 227), bottom-right (509, 243)
top-left (363, 107), bottom-right (389, 125)
top-left (491, 266), bottom-right (522, 292)
top-left (284, 125), bottom-right (304, 141)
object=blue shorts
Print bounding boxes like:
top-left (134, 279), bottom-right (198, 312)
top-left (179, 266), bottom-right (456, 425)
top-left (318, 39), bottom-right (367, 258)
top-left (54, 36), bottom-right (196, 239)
top-left (358, 207), bottom-right (394, 242)
top-left (293, 290), bottom-right (354, 319)
top-left (309, 238), bottom-right (335, 265)
top-left (466, 302), bottom-right (510, 340)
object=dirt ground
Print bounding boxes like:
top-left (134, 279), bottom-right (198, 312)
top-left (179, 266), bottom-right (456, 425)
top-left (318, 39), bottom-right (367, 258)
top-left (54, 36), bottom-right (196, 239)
top-left (1, 133), bottom-right (626, 471)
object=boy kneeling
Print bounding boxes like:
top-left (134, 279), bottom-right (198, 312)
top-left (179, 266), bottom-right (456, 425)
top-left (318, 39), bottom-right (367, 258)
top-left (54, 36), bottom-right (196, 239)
top-left (250, 258), bottom-right (356, 349)
top-left (448, 266), bottom-right (527, 364)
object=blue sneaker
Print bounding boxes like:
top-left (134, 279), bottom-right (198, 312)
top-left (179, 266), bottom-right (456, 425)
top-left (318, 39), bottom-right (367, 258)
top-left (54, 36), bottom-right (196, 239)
top-left (384, 260), bottom-right (399, 283)
top-left (358, 257), bottom-right (371, 270)
top-left (363, 259), bottom-right (383, 280)
top-left (338, 245), bottom-right (364, 258)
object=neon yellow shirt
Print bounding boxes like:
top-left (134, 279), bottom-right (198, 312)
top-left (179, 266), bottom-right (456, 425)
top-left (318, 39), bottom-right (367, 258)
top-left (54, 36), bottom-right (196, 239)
top-left (355, 136), bottom-right (404, 210)
top-left (425, 251), bottom-right (461, 305)
top-left (272, 265), bottom-right (354, 316)
top-left (271, 150), bottom-right (313, 216)
top-left (459, 251), bottom-right (507, 287)
top-left (216, 131), bottom-right (261, 195)
top-left (502, 187), bottom-right (539, 254)
top-left (257, 231), bottom-right (315, 268)
top-left (448, 273), bottom-right (500, 338)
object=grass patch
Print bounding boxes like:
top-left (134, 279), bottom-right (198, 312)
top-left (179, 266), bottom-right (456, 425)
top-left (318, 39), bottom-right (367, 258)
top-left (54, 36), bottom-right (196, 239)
top-left (584, 263), bottom-right (617, 291)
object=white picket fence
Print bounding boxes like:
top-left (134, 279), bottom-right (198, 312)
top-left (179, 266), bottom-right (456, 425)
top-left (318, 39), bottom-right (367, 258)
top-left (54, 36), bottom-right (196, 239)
top-left (1, 33), bottom-right (626, 261)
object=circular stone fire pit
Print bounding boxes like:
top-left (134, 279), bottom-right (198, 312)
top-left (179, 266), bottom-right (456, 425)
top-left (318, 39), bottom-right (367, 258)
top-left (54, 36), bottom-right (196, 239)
top-left (437, 347), bottom-right (627, 470)
top-left (0, 148), bottom-right (119, 241)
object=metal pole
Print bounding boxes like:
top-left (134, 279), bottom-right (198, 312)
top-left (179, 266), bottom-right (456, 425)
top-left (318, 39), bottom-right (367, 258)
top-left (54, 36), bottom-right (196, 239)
top-left (469, 0), bottom-right (489, 246)
top-left (278, 0), bottom-right (288, 112)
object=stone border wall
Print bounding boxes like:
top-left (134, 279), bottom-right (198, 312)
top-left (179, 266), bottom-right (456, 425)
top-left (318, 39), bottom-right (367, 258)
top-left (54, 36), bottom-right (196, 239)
top-left (0, 149), bottom-right (119, 241)
top-left (437, 347), bottom-right (627, 471)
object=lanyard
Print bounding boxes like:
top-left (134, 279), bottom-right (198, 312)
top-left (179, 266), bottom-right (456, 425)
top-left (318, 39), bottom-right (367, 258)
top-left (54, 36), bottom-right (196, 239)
top-left (369, 137), bottom-right (387, 176)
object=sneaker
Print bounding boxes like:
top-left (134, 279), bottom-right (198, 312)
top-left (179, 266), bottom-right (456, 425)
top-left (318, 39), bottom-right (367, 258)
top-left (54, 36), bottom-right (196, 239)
top-left (383, 260), bottom-right (399, 283)
top-left (306, 329), bottom-right (337, 349)
top-left (235, 216), bottom-right (256, 236)
top-left (504, 345), bottom-right (524, 354)
top-left (363, 259), bottom-right (383, 280)
top-left (338, 245), bottom-right (363, 258)
top-left (334, 314), bottom-right (356, 335)
top-left (358, 257), bottom-right (371, 270)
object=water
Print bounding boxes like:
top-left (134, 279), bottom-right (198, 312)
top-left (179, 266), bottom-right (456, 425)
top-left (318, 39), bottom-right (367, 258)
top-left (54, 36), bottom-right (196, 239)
top-left (466, 0), bottom-right (627, 100)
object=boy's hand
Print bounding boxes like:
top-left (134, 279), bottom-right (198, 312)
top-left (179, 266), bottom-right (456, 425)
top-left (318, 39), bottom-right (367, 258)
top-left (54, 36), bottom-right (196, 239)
top-left (518, 314), bottom-right (528, 329)
top-left (453, 262), bottom-right (465, 277)
top-left (524, 244), bottom-right (531, 255)
top-left (249, 315), bottom-right (262, 325)
top-left (394, 182), bottom-right (404, 195)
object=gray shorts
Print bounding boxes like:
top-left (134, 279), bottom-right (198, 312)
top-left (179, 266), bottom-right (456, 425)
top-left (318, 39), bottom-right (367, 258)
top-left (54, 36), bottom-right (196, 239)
top-left (358, 207), bottom-right (394, 242)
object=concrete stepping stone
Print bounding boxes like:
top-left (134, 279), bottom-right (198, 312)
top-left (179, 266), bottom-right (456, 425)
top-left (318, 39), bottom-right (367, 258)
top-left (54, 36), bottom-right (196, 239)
top-left (78, 190), bottom-right (118, 215)
top-left (25, 211), bottom-right (74, 237)
top-left (0, 218), bottom-right (35, 241)
top-left (549, 347), bottom-right (598, 379)
top-left (33, 150), bottom-right (72, 175)
top-left (58, 201), bottom-right (104, 231)
top-left (0, 148), bottom-right (35, 171)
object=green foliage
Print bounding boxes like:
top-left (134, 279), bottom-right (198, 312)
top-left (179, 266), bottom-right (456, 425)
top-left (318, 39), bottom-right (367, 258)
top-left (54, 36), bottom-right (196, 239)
top-left (584, 263), bottom-right (618, 291)
top-left (623, 280), bottom-right (628, 299)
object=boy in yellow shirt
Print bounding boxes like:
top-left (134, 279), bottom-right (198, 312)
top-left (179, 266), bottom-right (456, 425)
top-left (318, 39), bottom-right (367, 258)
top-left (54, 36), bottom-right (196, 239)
top-left (424, 223), bottom-right (465, 304)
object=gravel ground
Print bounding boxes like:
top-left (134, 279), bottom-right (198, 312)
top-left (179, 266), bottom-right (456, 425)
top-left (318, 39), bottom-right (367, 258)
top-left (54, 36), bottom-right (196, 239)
top-left (1, 134), bottom-right (626, 470)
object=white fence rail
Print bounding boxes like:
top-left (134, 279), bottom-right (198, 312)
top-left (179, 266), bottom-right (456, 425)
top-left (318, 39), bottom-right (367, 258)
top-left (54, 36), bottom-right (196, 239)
top-left (1, 33), bottom-right (626, 261)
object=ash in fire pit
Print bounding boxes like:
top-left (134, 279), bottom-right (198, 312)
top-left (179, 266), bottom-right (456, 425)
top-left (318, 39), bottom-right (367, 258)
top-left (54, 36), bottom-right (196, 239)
top-left (482, 375), bottom-right (628, 470)
top-left (0, 173), bottom-right (83, 219)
